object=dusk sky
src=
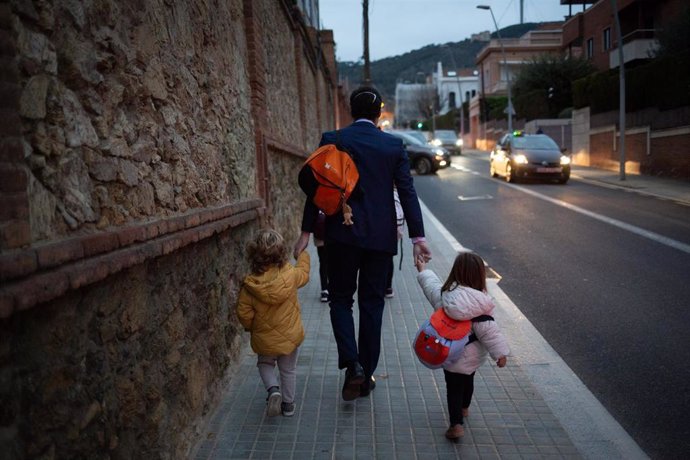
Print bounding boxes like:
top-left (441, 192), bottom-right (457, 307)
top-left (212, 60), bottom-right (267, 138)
top-left (319, 0), bottom-right (582, 62)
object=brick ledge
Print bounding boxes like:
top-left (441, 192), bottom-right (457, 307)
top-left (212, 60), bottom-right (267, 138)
top-left (0, 199), bottom-right (265, 318)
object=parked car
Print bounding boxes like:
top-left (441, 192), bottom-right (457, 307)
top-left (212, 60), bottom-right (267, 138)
top-left (489, 131), bottom-right (571, 184)
top-left (387, 131), bottom-right (450, 175)
top-left (431, 130), bottom-right (462, 155)
top-left (401, 130), bottom-right (431, 145)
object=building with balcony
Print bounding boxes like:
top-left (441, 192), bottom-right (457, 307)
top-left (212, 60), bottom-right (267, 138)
top-left (470, 23), bottom-right (564, 149)
top-left (562, 0), bottom-right (689, 178)
top-left (561, 0), bottom-right (685, 71)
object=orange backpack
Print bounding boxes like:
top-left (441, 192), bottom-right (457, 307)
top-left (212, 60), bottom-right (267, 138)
top-left (298, 132), bottom-right (360, 225)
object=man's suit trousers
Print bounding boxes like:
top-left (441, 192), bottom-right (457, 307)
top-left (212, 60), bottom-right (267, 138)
top-left (326, 241), bottom-right (391, 378)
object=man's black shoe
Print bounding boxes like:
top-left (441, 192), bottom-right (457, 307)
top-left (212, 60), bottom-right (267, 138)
top-left (360, 376), bottom-right (376, 397)
top-left (342, 362), bottom-right (365, 401)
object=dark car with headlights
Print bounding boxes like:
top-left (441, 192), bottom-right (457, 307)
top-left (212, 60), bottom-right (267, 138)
top-left (490, 132), bottom-right (571, 184)
top-left (431, 129), bottom-right (462, 155)
top-left (388, 131), bottom-right (450, 175)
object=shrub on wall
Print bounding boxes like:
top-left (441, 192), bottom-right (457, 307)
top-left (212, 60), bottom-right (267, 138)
top-left (573, 54), bottom-right (690, 114)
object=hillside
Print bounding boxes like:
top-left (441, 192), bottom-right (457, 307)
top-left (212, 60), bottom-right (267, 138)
top-left (337, 23), bottom-right (543, 104)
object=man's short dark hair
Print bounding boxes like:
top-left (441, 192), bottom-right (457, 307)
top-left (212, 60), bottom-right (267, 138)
top-left (350, 86), bottom-right (383, 120)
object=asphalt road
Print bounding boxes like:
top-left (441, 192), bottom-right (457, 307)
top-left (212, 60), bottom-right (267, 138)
top-left (412, 155), bottom-right (690, 460)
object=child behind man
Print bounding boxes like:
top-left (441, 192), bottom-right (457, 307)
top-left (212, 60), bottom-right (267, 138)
top-left (415, 251), bottom-right (510, 439)
top-left (236, 229), bottom-right (310, 417)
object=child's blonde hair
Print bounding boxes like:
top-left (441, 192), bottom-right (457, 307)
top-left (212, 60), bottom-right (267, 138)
top-left (441, 251), bottom-right (487, 292)
top-left (246, 229), bottom-right (288, 274)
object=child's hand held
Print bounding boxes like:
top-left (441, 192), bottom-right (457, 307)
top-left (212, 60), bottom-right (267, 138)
top-left (496, 356), bottom-right (507, 368)
top-left (415, 254), bottom-right (426, 272)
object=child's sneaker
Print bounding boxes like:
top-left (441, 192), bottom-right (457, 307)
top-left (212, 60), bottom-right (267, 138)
top-left (385, 288), bottom-right (394, 298)
top-left (281, 401), bottom-right (295, 417)
top-left (266, 386), bottom-right (282, 417)
top-left (445, 424), bottom-right (464, 439)
top-left (320, 290), bottom-right (329, 302)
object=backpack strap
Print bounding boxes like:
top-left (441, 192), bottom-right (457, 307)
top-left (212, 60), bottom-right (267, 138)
top-left (335, 129), bottom-right (342, 150)
top-left (466, 315), bottom-right (495, 344)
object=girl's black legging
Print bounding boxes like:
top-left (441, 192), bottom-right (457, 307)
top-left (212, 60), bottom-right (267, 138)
top-left (443, 369), bottom-right (476, 426)
top-left (317, 245), bottom-right (328, 291)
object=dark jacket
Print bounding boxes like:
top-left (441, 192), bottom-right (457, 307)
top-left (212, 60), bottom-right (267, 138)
top-left (300, 121), bottom-right (425, 254)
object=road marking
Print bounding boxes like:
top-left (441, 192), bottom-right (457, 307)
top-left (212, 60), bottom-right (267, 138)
top-left (453, 164), bottom-right (690, 255)
top-left (501, 181), bottom-right (690, 255)
top-left (418, 200), bottom-right (466, 253)
top-left (458, 195), bottom-right (493, 201)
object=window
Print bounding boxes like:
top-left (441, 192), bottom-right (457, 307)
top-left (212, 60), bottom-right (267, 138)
top-left (586, 38), bottom-right (594, 58)
top-left (603, 28), bottom-right (611, 50)
top-left (449, 92), bottom-right (456, 108)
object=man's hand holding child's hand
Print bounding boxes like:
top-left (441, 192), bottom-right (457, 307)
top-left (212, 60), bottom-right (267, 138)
top-left (415, 255), bottom-right (426, 272)
top-left (496, 356), bottom-right (507, 368)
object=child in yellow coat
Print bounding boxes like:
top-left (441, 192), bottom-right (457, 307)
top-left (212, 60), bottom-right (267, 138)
top-left (236, 229), bottom-right (310, 417)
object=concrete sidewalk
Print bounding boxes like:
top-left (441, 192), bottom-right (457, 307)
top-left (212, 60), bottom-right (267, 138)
top-left (191, 202), bottom-right (648, 459)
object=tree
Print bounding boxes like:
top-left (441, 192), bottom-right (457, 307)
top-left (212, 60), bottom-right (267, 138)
top-left (414, 85), bottom-right (440, 120)
top-left (654, 5), bottom-right (690, 59)
top-left (511, 55), bottom-right (594, 120)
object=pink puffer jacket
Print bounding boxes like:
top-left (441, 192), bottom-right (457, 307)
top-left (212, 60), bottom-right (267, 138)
top-left (417, 269), bottom-right (510, 374)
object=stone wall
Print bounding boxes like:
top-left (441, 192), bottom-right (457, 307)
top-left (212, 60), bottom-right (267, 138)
top-left (0, 0), bottom-right (342, 458)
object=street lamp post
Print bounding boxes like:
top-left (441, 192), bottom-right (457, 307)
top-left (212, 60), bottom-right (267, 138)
top-left (477, 5), bottom-right (513, 133)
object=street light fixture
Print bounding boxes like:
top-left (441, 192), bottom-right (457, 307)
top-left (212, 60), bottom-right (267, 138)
top-left (477, 4), bottom-right (514, 133)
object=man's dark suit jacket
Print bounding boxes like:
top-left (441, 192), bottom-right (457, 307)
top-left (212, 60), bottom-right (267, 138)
top-left (301, 121), bottom-right (425, 254)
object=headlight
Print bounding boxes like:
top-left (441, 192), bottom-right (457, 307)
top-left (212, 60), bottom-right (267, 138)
top-left (434, 149), bottom-right (445, 155)
top-left (514, 154), bottom-right (528, 164)
top-left (560, 155), bottom-right (571, 165)
top-left (435, 154), bottom-right (443, 161)
top-left (456, 139), bottom-right (463, 147)
top-left (431, 139), bottom-right (442, 146)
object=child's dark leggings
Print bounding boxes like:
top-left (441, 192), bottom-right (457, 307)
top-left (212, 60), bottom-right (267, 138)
top-left (443, 369), bottom-right (476, 426)
top-left (317, 246), bottom-right (328, 291)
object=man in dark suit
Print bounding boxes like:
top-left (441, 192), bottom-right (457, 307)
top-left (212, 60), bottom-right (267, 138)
top-left (294, 86), bottom-right (432, 401)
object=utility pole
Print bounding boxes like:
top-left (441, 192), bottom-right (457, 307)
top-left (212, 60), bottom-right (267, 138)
top-left (611, 0), bottom-right (626, 180)
top-left (520, 0), bottom-right (524, 24)
top-left (362, 0), bottom-right (371, 84)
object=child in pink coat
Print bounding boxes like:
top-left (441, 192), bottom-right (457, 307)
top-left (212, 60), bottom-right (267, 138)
top-left (416, 251), bottom-right (510, 439)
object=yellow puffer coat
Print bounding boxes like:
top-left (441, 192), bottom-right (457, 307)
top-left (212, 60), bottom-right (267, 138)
top-left (236, 252), bottom-right (310, 356)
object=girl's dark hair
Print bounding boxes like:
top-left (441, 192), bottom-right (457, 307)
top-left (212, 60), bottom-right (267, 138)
top-left (441, 252), bottom-right (487, 292)
top-left (246, 229), bottom-right (288, 274)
